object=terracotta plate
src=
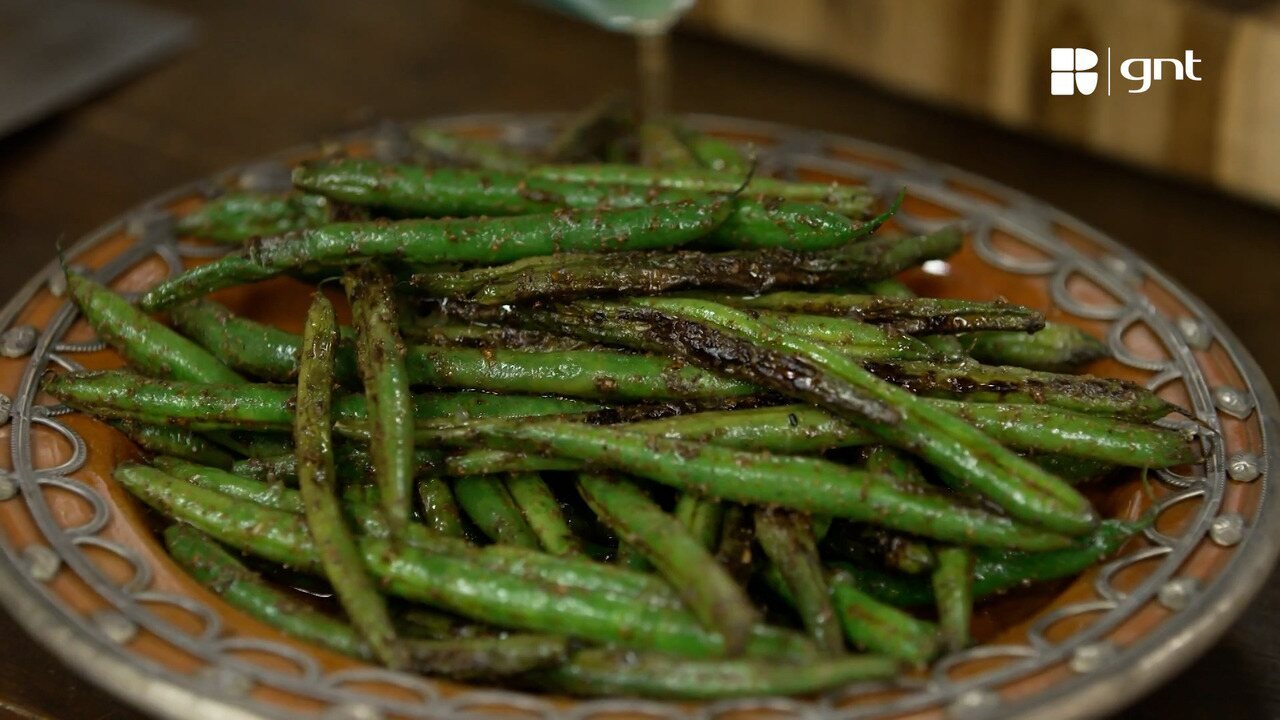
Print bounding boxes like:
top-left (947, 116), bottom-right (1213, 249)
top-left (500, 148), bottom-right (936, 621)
top-left (0, 114), bottom-right (1274, 720)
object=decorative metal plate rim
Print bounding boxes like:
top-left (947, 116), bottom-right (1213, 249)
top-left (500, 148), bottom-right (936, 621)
top-left (0, 112), bottom-right (1274, 720)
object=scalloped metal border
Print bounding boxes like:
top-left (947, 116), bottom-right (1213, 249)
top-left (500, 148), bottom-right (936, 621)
top-left (0, 113), bottom-right (1272, 720)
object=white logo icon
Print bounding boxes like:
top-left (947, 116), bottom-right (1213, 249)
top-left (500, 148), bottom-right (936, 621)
top-left (1050, 48), bottom-right (1098, 95)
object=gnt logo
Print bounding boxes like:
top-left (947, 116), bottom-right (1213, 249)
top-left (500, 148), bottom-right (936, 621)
top-left (1050, 48), bottom-right (1202, 95)
top-left (1050, 48), bottom-right (1098, 95)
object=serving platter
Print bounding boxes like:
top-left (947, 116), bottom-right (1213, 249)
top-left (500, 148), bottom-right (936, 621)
top-left (0, 113), bottom-right (1273, 720)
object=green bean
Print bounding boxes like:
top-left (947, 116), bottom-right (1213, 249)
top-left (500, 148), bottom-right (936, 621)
top-left (702, 291), bottom-right (1045, 336)
top-left (417, 344), bottom-right (764, 400)
top-left (860, 447), bottom-right (937, 573)
top-left (444, 449), bottom-right (578, 477)
top-left (408, 126), bottom-right (533, 172)
top-left (619, 405), bottom-right (868, 454)
top-left (294, 292), bottom-right (406, 667)
top-left (190, 515), bottom-right (480, 644)
top-left (528, 163), bottom-right (875, 218)
top-left (639, 121), bottom-right (698, 168)
top-left (754, 507), bottom-right (844, 654)
top-left (400, 321), bottom-right (591, 352)
top-left (165, 524), bottom-right (370, 657)
top-left (536, 649), bottom-right (898, 699)
top-left (714, 504), bottom-right (756, 587)
top-left (292, 161), bottom-right (563, 216)
top-left (636, 298), bottom-right (1096, 527)
top-left (863, 279), bottom-right (966, 356)
top-left (417, 477), bottom-right (469, 540)
top-left (175, 192), bottom-right (332, 244)
top-left (396, 607), bottom-right (475, 640)
top-left (505, 473), bottom-right (584, 556)
top-left (673, 494), bottom-right (723, 550)
top-left (145, 460), bottom-right (684, 608)
top-left (297, 157), bottom-right (892, 252)
top-left (619, 389), bottom-right (1163, 479)
top-left (963, 322), bottom-right (1110, 372)
top-left (171, 299), bottom-right (757, 399)
top-left (419, 227), bottom-right (955, 304)
top-left (345, 264), bottom-right (415, 537)
top-left (865, 359), bottom-right (1174, 422)
top-left (712, 198), bottom-right (899, 251)
top-left (118, 464), bottom-right (813, 659)
top-left (750, 312), bottom-right (937, 359)
top-left (110, 421), bottom-right (235, 469)
top-left (226, 431), bottom-right (297, 457)
top-left (169, 300), bottom-right (316, 382)
top-left (829, 569), bottom-right (941, 665)
top-left (932, 547), bottom-right (974, 652)
top-left (454, 476), bottom-right (541, 548)
top-left (66, 271), bottom-right (243, 384)
top-left (863, 445), bottom-right (930, 487)
top-left (613, 541), bottom-right (652, 572)
top-left (821, 521), bottom-right (937, 575)
top-left (137, 195), bottom-right (736, 311)
top-left (57, 368), bottom-right (1192, 469)
top-left (400, 634), bottom-right (573, 679)
top-left (1031, 453), bottom-right (1115, 484)
top-left (231, 445), bottom-right (441, 485)
top-left (553, 298), bottom-right (1097, 535)
top-left (165, 525), bottom-right (573, 677)
top-left (47, 371), bottom-right (596, 432)
top-left (65, 271), bottom-right (267, 458)
top-left (926, 402), bottom-right (1192, 466)
top-left (812, 516), bottom-right (833, 542)
top-left (153, 456), bottom-right (303, 512)
top-left (487, 422), bottom-right (1073, 551)
top-left (676, 127), bottom-right (749, 174)
top-left (838, 518), bottom-right (1145, 607)
top-left (468, 344), bottom-right (739, 398)
top-left (578, 473), bottom-right (760, 655)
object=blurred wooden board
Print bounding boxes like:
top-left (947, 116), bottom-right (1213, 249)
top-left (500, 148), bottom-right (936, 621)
top-left (686, 0), bottom-right (1280, 207)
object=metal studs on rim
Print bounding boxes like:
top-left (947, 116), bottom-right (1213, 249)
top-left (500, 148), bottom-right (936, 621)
top-left (1069, 641), bottom-right (1118, 674)
top-left (23, 545), bottom-right (61, 581)
top-left (50, 265), bottom-right (89, 300)
top-left (126, 210), bottom-right (175, 243)
top-left (323, 703), bottom-right (384, 720)
top-left (1227, 451), bottom-right (1262, 482)
top-left (1175, 316), bottom-right (1212, 350)
top-left (0, 392), bottom-right (10, 426)
top-left (237, 161), bottom-right (293, 193)
top-left (1100, 255), bottom-right (1142, 286)
top-left (47, 268), bottom-right (68, 298)
top-left (194, 665), bottom-right (253, 697)
top-left (947, 689), bottom-right (1001, 718)
top-left (93, 610), bottom-right (138, 644)
top-left (0, 325), bottom-right (37, 358)
top-left (1213, 386), bottom-right (1255, 419)
top-left (0, 473), bottom-right (16, 501)
top-left (1210, 514), bottom-right (1246, 547)
top-left (1158, 577), bottom-right (1199, 611)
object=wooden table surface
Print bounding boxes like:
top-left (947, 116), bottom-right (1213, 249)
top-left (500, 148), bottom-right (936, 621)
top-left (1, 1), bottom-right (1277, 718)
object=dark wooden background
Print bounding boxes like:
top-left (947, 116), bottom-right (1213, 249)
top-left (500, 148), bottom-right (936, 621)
top-left (0, 1), bottom-right (1277, 717)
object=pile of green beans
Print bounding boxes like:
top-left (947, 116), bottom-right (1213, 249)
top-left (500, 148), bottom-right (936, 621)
top-left (50, 105), bottom-right (1197, 701)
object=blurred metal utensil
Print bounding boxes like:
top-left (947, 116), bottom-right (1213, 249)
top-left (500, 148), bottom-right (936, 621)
top-left (535, 0), bottom-right (695, 126)
top-left (539, 0), bottom-right (695, 33)
top-left (0, 0), bottom-right (192, 138)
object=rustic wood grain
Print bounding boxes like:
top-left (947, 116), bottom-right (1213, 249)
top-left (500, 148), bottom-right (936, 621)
top-left (0, 1), bottom-right (1277, 717)
top-left (687, 0), bottom-right (1280, 207)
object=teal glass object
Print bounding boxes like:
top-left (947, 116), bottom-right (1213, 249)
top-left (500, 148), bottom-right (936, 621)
top-left (537, 0), bottom-right (696, 33)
